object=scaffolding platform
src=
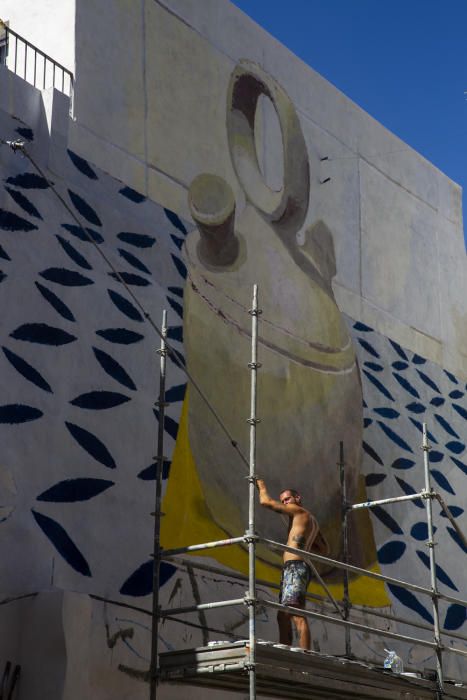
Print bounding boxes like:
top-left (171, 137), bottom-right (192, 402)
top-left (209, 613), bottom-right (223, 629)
top-left (159, 640), bottom-right (467, 699)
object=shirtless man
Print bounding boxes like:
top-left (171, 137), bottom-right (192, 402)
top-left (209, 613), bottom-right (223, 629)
top-left (256, 479), bottom-right (329, 649)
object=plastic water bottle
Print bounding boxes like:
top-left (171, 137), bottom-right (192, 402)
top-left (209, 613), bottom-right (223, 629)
top-left (384, 649), bottom-right (404, 674)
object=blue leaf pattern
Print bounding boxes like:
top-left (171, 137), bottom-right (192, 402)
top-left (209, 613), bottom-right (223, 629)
top-left (10, 323), bottom-right (76, 346)
top-left (2, 346), bottom-right (52, 393)
top-left (37, 478), bottom-right (114, 502)
top-left (32, 510), bottom-right (91, 576)
top-left (65, 422), bottom-right (116, 469)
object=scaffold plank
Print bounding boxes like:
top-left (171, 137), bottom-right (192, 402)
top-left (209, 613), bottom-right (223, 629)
top-left (159, 641), bottom-right (467, 699)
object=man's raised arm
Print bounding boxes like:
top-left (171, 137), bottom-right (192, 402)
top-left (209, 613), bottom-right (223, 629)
top-left (256, 479), bottom-right (302, 514)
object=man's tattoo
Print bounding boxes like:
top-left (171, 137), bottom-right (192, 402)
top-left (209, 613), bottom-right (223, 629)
top-left (292, 535), bottom-right (306, 547)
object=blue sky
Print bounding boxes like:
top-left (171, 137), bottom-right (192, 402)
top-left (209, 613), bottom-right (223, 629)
top-left (233, 0), bottom-right (467, 246)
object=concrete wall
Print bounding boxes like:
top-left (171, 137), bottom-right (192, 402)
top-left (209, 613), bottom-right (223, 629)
top-left (0, 1), bottom-right (466, 698)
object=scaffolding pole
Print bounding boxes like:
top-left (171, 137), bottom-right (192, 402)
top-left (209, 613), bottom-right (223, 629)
top-left (149, 310), bottom-right (168, 700)
top-left (422, 423), bottom-right (444, 697)
top-left (246, 284), bottom-right (260, 700)
top-left (339, 441), bottom-right (352, 658)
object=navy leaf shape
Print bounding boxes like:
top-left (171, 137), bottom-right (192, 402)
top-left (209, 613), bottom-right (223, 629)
top-left (449, 390), bottom-right (464, 400)
top-left (68, 190), bottom-right (102, 226)
top-left (65, 422), bottom-right (116, 469)
top-left (0, 271), bottom-right (7, 283)
top-left (411, 522), bottom-right (430, 541)
top-left (164, 208), bottom-right (188, 236)
top-left (35, 282), bottom-right (76, 322)
top-left (93, 347), bottom-right (136, 391)
top-left (154, 409), bottom-right (179, 440)
top-left (357, 339), bottom-right (379, 358)
top-left (167, 325), bottom-right (183, 343)
top-left (6, 172), bottom-right (49, 189)
top-left (372, 507), bottom-right (403, 535)
top-left (0, 404), bottom-right (43, 424)
top-left (171, 254), bottom-right (187, 279)
top-left (439, 506), bottom-right (464, 519)
top-left (118, 248), bottom-right (151, 274)
top-left (5, 187), bottom-right (42, 219)
top-left (364, 361), bottom-right (383, 372)
top-left (0, 208), bottom-right (38, 232)
top-left (392, 361), bottom-right (408, 371)
top-left (389, 340), bottom-right (408, 361)
top-left (429, 451), bottom-right (444, 463)
top-left (406, 402), bottom-right (425, 414)
top-left (165, 383), bottom-right (186, 403)
top-left (353, 321), bottom-right (373, 332)
top-left (70, 391), bottom-right (130, 410)
top-left (430, 470), bottom-right (455, 495)
top-left (117, 231), bottom-right (155, 248)
top-left (411, 354), bottom-right (426, 365)
top-left (444, 369), bottom-right (458, 384)
top-left (452, 404), bottom-right (467, 421)
top-left (0, 243), bottom-right (11, 260)
top-left (137, 460), bottom-right (171, 481)
top-left (447, 527), bottom-right (467, 554)
top-left (416, 370), bottom-right (440, 393)
top-left (170, 234), bottom-right (184, 250)
top-left (67, 149), bottom-right (98, 179)
top-left (393, 373), bottom-right (420, 398)
top-left (363, 417), bottom-right (373, 428)
top-left (96, 328), bottom-right (144, 344)
top-left (61, 223), bottom-right (104, 244)
top-left (31, 510), bottom-right (91, 577)
top-left (391, 458), bottom-right (415, 470)
top-left (362, 370), bottom-right (394, 401)
top-left (56, 235), bottom-right (92, 270)
top-left (120, 559), bottom-right (175, 597)
top-left (444, 605), bottom-right (467, 631)
top-left (362, 441), bottom-right (383, 466)
top-left (119, 186), bottom-right (146, 203)
top-left (37, 478), bottom-right (114, 502)
top-left (387, 584), bottom-right (433, 623)
top-left (377, 540), bottom-right (406, 564)
top-left (109, 271), bottom-right (151, 286)
top-left (10, 323), bottom-right (76, 346)
top-left (434, 414), bottom-right (459, 438)
top-left (169, 347), bottom-right (185, 368)
top-left (365, 473), bottom-right (386, 487)
top-left (168, 286), bottom-right (184, 299)
top-left (107, 290), bottom-right (143, 322)
top-left (374, 407), bottom-right (399, 419)
top-left (450, 457), bottom-right (467, 475)
top-left (2, 346), bottom-right (52, 393)
top-left (416, 550), bottom-right (458, 591)
top-left (395, 478), bottom-right (424, 508)
top-left (167, 296), bottom-right (183, 320)
top-left (377, 421), bottom-right (413, 453)
top-left (16, 127), bottom-right (34, 141)
top-left (446, 441), bottom-right (465, 455)
top-left (430, 396), bottom-right (445, 407)
top-left (40, 267), bottom-right (93, 287)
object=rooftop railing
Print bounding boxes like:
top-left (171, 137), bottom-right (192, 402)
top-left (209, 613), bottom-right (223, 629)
top-left (0, 20), bottom-right (73, 96)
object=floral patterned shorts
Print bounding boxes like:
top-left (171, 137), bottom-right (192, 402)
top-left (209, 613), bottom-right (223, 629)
top-left (279, 560), bottom-right (311, 607)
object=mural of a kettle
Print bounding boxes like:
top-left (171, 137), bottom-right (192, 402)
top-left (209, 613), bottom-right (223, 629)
top-left (183, 60), bottom-right (374, 571)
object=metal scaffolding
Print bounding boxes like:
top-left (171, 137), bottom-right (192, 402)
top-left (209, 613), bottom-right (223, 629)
top-left (150, 286), bottom-right (467, 700)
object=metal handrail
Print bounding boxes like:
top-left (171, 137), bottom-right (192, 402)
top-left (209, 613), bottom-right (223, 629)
top-left (0, 20), bottom-right (73, 96)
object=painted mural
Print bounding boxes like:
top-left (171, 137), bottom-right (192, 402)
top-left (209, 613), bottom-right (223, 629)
top-left (0, 61), bottom-right (465, 682)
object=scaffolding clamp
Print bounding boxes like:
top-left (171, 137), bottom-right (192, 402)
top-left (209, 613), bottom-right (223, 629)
top-left (2, 139), bottom-right (25, 153)
top-left (248, 308), bottom-right (263, 316)
top-left (426, 539), bottom-right (438, 549)
top-left (243, 533), bottom-right (258, 544)
top-left (247, 361), bottom-right (262, 370)
top-left (243, 594), bottom-right (256, 607)
top-left (154, 400), bottom-right (170, 408)
top-left (421, 489), bottom-right (435, 500)
top-left (246, 417), bottom-right (261, 425)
